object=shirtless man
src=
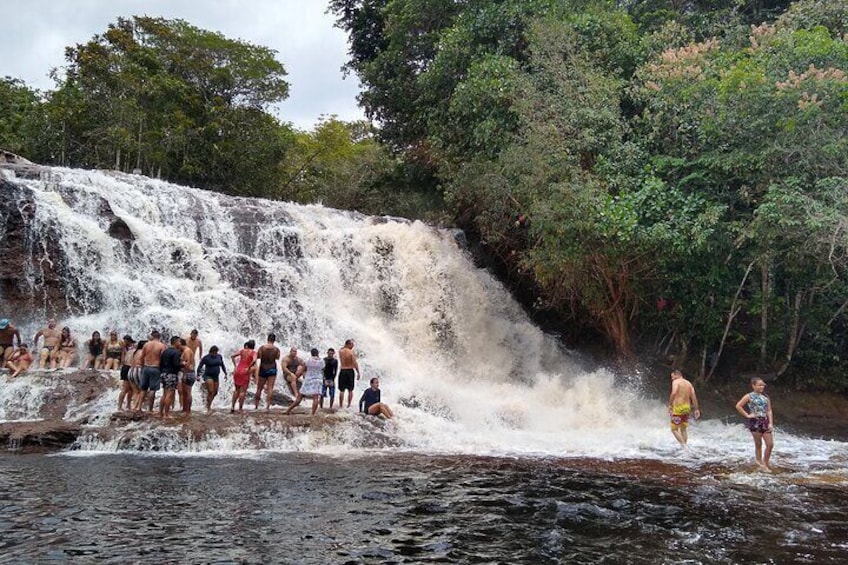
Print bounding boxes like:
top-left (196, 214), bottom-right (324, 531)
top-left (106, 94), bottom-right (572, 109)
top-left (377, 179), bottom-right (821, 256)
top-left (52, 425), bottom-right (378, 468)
top-left (178, 338), bottom-right (198, 414)
top-left (338, 339), bottom-right (360, 408)
top-left (281, 347), bottom-right (305, 398)
top-left (255, 334), bottom-right (281, 410)
top-left (33, 318), bottom-right (62, 369)
top-left (669, 369), bottom-right (701, 447)
top-left (0, 319), bottom-right (22, 363)
top-left (135, 330), bottom-right (167, 412)
top-left (185, 329), bottom-right (203, 360)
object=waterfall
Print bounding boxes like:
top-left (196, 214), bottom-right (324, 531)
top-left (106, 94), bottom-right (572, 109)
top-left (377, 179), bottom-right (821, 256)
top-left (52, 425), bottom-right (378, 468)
top-left (12, 165), bottom-right (840, 465)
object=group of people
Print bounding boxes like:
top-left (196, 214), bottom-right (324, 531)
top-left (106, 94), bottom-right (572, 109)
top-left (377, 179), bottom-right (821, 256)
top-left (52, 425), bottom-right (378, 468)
top-left (0, 318), bottom-right (124, 375)
top-left (669, 369), bottom-right (775, 472)
top-left (1, 317), bottom-right (395, 421)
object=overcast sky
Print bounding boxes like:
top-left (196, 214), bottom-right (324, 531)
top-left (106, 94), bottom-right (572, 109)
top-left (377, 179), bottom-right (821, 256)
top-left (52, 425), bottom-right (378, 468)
top-left (0, 0), bottom-right (365, 130)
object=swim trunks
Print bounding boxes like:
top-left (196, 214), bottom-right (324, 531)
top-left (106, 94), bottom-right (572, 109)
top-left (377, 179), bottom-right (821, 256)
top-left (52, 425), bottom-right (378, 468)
top-left (120, 365), bottom-right (130, 381)
top-left (161, 372), bottom-right (179, 390)
top-left (747, 416), bottom-right (771, 434)
top-left (128, 367), bottom-right (142, 388)
top-left (338, 368), bottom-right (356, 391)
top-left (259, 367), bottom-right (278, 379)
top-left (181, 370), bottom-right (197, 387)
top-left (140, 366), bottom-right (161, 392)
top-left (670, 403), bottom-right (691, 430)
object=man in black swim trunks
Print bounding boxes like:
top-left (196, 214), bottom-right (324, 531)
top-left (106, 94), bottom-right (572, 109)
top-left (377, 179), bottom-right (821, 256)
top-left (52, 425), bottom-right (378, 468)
top-left (255, 334), bottom-right (281, 410)
top-left (338, 339), bottom-right (360, 409)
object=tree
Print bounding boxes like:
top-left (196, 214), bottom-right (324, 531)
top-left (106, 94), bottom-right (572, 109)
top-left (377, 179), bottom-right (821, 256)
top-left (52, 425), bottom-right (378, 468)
top-left (50, 16), bottom-right (292, 195)
top-left (0, 78), bottom-right (43, 157)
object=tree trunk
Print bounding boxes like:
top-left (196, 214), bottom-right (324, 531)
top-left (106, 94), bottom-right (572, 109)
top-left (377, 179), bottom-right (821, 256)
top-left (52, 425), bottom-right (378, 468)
top-left (704, 260), bottom-right (754, 382)
top-left (759, 257), bottom-right (770, 370)
top-left (776, 290), bottom-right (807, 377)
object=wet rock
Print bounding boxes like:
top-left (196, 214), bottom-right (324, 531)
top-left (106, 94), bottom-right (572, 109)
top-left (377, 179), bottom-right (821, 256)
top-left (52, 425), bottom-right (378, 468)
top-left (0, 420), bottom-right (82, 454)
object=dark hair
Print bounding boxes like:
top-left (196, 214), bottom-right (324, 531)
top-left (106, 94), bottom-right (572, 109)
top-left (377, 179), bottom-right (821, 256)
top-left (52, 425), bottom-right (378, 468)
top-left (150, 330), bottom-right (161, 339)
top-left (171, 336), bottom-right (182, 345)
top-left (345, 339), bottom-right (354, 347)
top-left (135, 340), bottom-right (147, 351)
top-left (190, 329), bottom-right (198, 335)
top-left (19, 343), bottom-right (28, 348)
top-left (268, 333), bottom-right (276, 342)
top-left (246, 339), bottom-right (256, 349)
top-left (209, 345), bottom-right (219, 354)
top-left (92, 331), bottom-right (101, 339)
top-left (370, 377), bottom-right (379, 385)
top-left (327, 348), bottom-right (335, 353)
top-left (310, 348), bottom-right (319, 357)
top-left (123, 334), bottom-right (134, 342)
top-left (750, 377), bottom-right (765, 385)
top-left (180, 338), bottom-right (187, 346)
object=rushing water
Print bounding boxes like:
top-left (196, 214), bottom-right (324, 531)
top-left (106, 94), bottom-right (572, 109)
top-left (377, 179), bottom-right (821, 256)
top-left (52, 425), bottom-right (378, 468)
top-left (1, 166), bottom-right (847, 562)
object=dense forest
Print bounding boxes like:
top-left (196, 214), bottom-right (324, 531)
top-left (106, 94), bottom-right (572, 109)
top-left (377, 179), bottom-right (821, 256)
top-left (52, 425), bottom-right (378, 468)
top-left (1, 1), bottom-right (846, 389)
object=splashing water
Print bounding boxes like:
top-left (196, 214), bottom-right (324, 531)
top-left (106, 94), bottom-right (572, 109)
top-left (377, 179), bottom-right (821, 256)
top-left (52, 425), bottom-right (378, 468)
top-left (0, 166), bottom-right (846, 482)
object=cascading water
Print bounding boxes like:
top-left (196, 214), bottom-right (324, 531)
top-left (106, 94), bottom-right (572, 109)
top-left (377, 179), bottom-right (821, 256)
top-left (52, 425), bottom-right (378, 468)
top-left (0, 166), bottom-right (846, 475)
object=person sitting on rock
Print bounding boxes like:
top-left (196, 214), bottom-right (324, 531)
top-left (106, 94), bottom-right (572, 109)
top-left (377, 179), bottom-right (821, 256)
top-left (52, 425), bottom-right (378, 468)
top-left (5, 343), bottom-right (33, 378)
top-left (81, 331), bottom-right (104, 370)
top-left (0, 318), bottom-right (22, 363)
top-left (57, 327), bottom-right (79, 369)
top-left (359, 377), bottom-right (394, 419)
top-left (103, 331), bottom-right (124, 371)
top-left (33, 318), bottom-right (62, 369)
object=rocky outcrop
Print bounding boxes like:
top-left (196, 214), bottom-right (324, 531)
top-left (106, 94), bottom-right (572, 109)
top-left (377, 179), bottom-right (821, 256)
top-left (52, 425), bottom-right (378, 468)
top-left (0, 420), bottom-right (82, 453)
top-left (0, 370), bottom-right (358, 454)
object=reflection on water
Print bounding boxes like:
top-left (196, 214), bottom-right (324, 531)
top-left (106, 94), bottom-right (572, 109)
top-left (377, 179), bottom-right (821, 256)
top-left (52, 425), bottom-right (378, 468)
top-left (1, 453), bottom-right (847, 564)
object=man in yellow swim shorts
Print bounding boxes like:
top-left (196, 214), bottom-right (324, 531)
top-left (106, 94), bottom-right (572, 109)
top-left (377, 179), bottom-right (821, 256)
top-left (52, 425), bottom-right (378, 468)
top-left (669, 369), bottom-right (701, 447)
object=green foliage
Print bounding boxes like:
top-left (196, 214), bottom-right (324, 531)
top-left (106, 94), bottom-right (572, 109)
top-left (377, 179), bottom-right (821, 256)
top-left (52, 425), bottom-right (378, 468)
top-left (0, 78), bottom-right (44, 157)
top-left (33, 16), bottom-right (292, 196)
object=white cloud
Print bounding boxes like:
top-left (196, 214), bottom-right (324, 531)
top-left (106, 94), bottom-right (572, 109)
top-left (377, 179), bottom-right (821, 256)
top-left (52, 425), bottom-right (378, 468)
top-left (0, 0), bottom-right (365, 130)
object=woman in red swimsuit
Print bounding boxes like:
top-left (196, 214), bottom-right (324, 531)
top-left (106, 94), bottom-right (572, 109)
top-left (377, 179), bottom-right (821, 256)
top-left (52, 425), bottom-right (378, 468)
top-left (230, 340), bottom-right (256, 413)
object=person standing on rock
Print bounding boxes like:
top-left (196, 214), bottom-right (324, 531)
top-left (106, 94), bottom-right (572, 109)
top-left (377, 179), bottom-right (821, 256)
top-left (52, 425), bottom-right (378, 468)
top-left (136, 331), bottom-right (166, 412)
top-left (158, 336), bottom-right (184, 419)
top-left (178, 338), bottom-right (198, 415)
top-left (128, 340), bottom-right (147, 411)
top-left (320, 347), bottom-right (338, 409)
top-left (198, 345), bottom-right (227, 412)
top-left (255, 334), bottom-right (281, 411)
top-left (284, 348), bottom-right (324, 416)
top-left (185, 329), bottom-right (203, 362)
top-left (735, 377), bottom-right (775, 472)
top-left (669, 369), bottom-right (700, 448)
top-left (231, 340), bottom-right (256, 413)
top-left (116, 335), bottom-right (136, 411)
top-left (338, 339), bottom-right (360, 409)
top-left (33, 318), bottom-right (62, 369)
top-left (0, 318), bottom-right (22, 363)
top-left (281, 347), bottom-right (305, 398)
top-left (5, 343), bottom-right (33, 378)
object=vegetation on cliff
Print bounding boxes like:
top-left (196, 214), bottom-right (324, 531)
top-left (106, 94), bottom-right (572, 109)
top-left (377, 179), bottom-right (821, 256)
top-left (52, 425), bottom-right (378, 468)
top-left (1, 2), bottom-right (847, 388)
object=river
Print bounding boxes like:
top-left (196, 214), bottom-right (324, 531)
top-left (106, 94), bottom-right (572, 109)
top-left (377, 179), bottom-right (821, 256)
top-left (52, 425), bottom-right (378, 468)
top-left (1, 451), bottom-right (847, 564)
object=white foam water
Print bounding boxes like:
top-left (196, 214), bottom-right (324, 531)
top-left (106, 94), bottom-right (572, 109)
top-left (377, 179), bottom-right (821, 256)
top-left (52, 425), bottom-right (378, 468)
top-left (2, 166), bottom-right (846, 481)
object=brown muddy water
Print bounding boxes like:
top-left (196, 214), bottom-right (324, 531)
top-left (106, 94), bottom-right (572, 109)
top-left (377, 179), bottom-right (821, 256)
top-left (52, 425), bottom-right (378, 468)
top-left (1, 453), bottom-right (846, 564)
